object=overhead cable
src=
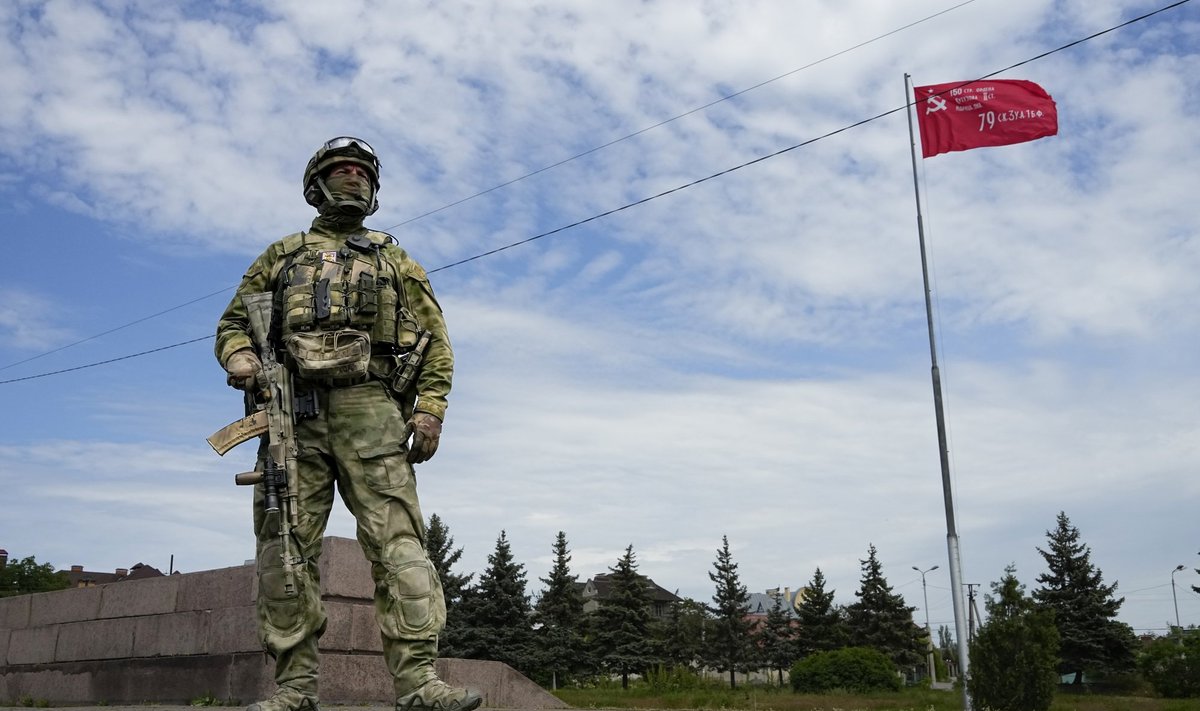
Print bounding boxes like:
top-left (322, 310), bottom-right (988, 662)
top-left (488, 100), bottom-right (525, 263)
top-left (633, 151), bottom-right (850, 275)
top-left (380, 0), bottom-right (983, 233)
top-left (0, 0), bottom-right (984, 375)
top-left (0, 0), bottom-right (1189, 386)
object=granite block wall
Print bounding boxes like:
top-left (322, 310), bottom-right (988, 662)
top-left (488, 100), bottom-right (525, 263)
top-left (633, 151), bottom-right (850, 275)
top-left (0, 536), bottom-right (565, 708)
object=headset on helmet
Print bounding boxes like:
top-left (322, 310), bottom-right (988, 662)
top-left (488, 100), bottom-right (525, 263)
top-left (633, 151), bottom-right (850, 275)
top-left (303, 136), bottom-right (382, 215)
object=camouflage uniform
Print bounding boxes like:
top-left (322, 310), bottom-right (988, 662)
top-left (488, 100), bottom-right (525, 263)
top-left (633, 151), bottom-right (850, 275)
top-left (216, 139), bottom-right (477, 711)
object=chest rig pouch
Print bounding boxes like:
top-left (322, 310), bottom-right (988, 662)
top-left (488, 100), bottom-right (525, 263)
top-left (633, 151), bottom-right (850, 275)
top-left (277, 234), bottom-right (401, 385)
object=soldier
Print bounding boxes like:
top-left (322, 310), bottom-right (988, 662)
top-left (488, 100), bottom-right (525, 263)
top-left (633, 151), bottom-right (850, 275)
top-left (216, 137), bottom-right (480, 711)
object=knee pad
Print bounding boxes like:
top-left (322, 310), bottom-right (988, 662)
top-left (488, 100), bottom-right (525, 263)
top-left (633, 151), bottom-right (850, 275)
top-left (257, 537), bottom-right (325, 654)
top-left (377, 537), bottom-right (444, 639)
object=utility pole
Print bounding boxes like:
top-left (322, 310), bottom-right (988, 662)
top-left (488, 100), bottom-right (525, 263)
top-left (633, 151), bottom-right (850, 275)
top-left (965, 584), bottom-right (980, 642)
top-left (913, 565), bottom-right (940, 682)
top-left (1172, 564), bottom-right (1186, 637)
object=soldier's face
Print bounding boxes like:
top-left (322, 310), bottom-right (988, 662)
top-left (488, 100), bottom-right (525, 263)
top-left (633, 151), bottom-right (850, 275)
top-left (328, 162), bottom-right (371, 181)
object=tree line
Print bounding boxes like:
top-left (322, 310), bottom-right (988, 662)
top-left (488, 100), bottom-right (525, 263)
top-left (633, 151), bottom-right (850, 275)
top-left (427, 517), bottom-right (928, 689)
top-left (425, 509), bottom-right (1179, 704)
top-left (6, 508), bottom-right (1190, 706)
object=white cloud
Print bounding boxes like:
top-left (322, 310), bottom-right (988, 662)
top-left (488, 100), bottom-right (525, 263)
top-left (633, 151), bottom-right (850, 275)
top-left (0, 0), bottom-right (1197, 639)
top-left (0, 290), bottom-right (77, 352)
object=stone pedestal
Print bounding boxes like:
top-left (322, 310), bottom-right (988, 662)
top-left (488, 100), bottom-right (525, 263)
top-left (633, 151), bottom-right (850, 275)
top-left (0, 537), bottom-right (565, 709)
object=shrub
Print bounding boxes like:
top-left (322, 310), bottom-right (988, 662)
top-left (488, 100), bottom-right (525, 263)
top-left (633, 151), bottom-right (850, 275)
top-left (1140, 632), bottom-right (1200, 698)
top-left (789, 647), bottom-right (901, 693)
top-left (643, 664), bottom-right (712, 691)
top-left (968, 611), bottom-right (1059, 711)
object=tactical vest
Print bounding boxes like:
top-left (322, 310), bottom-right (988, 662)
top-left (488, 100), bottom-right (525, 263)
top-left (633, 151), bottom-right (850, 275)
top-left (271, 233), bottom-right (422, 382)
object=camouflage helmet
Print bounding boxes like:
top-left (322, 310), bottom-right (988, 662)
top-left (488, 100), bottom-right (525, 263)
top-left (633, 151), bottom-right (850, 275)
top-left (303, 136), bottom-right (382, 212)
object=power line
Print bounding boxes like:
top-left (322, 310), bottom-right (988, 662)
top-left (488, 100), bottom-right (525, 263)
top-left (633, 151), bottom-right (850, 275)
top-left (0, 0), bottom-right (1189, 386)
top-left (0, 335), bottom-right (215, 384)
top-left (0, 286), bottom-right (235, 372)
top-left (0, 0), bottom-right (983, 375)
top-left (439, 0), bottom-right (1192, 268)
top-left (379, 0), bottom-right (983, 233)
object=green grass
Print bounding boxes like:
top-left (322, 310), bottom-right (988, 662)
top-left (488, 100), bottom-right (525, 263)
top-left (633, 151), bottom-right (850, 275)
top-left (553, 684), bottom-right (1200, 711)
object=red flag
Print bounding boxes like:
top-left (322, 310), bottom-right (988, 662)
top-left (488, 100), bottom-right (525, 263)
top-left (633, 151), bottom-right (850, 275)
top-left (914, 79), bottom-right (1057, 158)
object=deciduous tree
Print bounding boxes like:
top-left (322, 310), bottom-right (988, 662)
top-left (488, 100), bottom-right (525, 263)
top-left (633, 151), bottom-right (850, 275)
top-left (0, 555), bottom-right (69, 597)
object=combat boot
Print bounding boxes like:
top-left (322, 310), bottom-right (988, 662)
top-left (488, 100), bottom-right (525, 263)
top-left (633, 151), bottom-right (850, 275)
top-left (248, 636), bottom-right (321, 711)
top-left (387, 638), bottom-right (481, 711)
top-left (247, 687), bottom-right (319, 711)
top-left (394, 679), bottom-right (482, 711)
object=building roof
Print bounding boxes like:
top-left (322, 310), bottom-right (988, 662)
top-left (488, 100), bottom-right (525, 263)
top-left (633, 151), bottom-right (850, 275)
top-left (63, 562), bottom-right (165, 587)
top-left (583, 573), bottom-right (681, 604)
top-left (746, 591), bottom-right (799, 619)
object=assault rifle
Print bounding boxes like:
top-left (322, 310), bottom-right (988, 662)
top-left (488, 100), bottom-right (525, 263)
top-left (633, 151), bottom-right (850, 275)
top-left (206, 292), bottom-right (303, 598)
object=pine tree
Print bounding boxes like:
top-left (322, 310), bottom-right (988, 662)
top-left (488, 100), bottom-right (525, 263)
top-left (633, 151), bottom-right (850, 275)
top-left (425, 513), bottom-right (473, 657)
top-left (532, 531), bottom-right (588, 689)
top-left (655, 597), bottom-right (709, 672)
top-left (755, 594), bottom-right (798, 686)
top-left (1032, 511), bottom-right (1137, 684)
top-left (845, 544), bottom-right (925, 669)
top-left (795, 567), bottom-right (848, 656)
top-left (456, 530), bottom-right (534, 673)
top-left (592, 545), bottom-right (653, 688)
top-left (969, 564), bottom-right (1060, 711)
top-left (707, 535), bottom-right (755, 689)
top-left (987, 563), bottom-right (1035, 620)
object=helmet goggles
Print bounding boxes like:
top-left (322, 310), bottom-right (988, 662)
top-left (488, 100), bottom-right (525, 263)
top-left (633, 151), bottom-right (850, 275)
top-left (303, 136), bottom-right (382, 214)
top-left (305, 135), bottom-right (381, 190)
top-left (322, 136), bottom-right (377, 157)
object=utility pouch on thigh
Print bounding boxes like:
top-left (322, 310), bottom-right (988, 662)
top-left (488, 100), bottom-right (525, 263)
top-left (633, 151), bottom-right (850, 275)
top-left (285, 330), bottom-right (371, 385)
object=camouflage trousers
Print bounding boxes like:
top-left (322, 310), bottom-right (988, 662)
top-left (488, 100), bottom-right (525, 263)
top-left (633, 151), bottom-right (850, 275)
top-left (253, 379), bottom-right (446, 695)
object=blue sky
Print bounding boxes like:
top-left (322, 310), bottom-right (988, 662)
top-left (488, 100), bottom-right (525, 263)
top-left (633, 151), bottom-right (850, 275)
top-left (1, 0), bottom-right (1198, 640)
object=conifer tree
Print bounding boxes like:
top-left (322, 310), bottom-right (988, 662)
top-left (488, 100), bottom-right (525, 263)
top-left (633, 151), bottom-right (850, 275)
top-left (456, 530), bottom-right (534, 673)
top-left (969, 564), bottom-right (1060, 711)
top-left (707, 535), bottom-right (755, 689)
top-left (656, 597), bottom-right (709, 672)
top-left (845, 544), bottom-right (925, 669)
top-left (532, 531), bottom-right (588, 688)
top-left (591, 545), bottom-right (652, 688)
top-left (425, 513), bottom-right (473, 657)
top-left (755, 594), bottom-right (798, 686)
top-left (1033, 511), bottom-right (1137, 684)
top-left (795, 567), bottom-right (848, 655)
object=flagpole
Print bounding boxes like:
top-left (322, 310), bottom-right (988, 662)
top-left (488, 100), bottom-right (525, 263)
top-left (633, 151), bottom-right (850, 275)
top-left (903, 73), bottom-right (972, 711)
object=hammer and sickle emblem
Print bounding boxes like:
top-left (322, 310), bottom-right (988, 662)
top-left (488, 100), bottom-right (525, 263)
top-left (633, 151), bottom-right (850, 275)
top-left (925, 94), bottom-right (947, 114)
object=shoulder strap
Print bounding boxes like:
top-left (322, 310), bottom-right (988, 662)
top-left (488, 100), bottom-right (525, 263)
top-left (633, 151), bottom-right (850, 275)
top-left (268, 232), bottom-right (310, 285)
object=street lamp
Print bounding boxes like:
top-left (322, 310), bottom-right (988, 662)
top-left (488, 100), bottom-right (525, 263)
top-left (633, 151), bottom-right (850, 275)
top-left (913, 565), bottom-right (940, 682)
top-left (1171, 564), bottom-right (1186, 633)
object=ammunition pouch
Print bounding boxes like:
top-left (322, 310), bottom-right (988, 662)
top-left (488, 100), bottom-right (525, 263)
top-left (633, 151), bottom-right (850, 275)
top-left (284, 330), bottom-right (371, 385)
